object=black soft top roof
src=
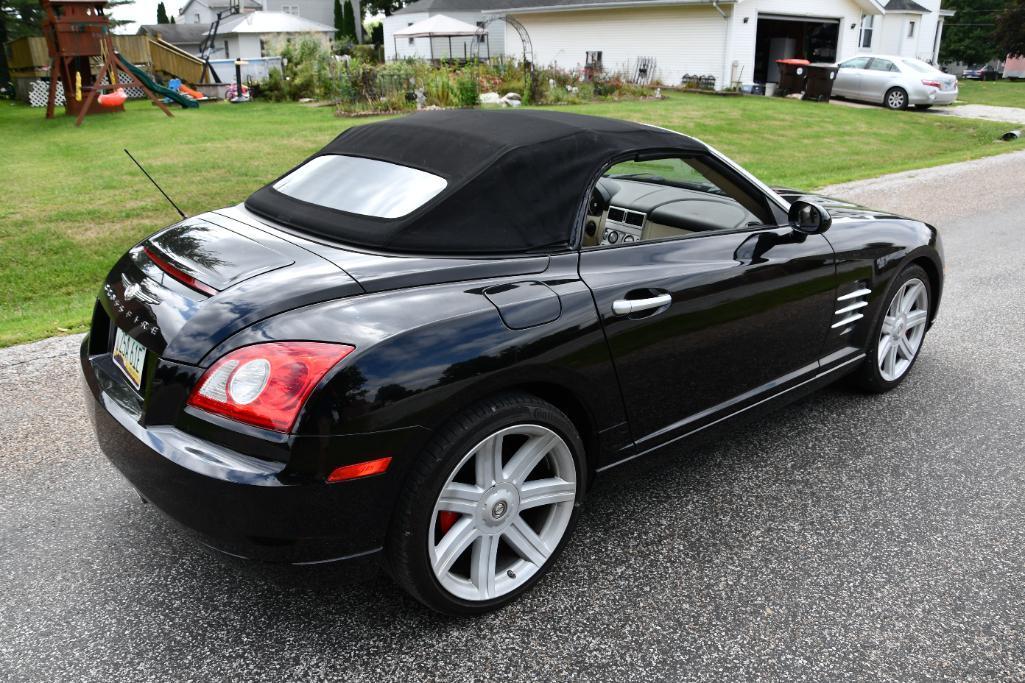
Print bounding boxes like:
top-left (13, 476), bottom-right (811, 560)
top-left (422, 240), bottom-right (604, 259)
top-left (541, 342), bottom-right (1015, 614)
top-left (245, 109), bottom-right (705, 255)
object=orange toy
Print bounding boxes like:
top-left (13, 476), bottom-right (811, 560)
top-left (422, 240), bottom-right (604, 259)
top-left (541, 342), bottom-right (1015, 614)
top-left (178, 83), bottom-right (206, 100)
top-left (98, 88), bottom-right (127, 107)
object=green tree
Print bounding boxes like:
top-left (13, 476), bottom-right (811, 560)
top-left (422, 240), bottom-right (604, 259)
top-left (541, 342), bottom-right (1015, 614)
top-left (341, 0), bottom-right (356, 41)
top-left (939, 0), bottom-right (1009, 65)
top-left (994, 0), bottom-right (1025, 57)
top-left (362, 0), bottom-right (406, 18)
top-left (333, 0), bottom-right (344, 41)
top-left (156, 1), bottom-right (170, 23)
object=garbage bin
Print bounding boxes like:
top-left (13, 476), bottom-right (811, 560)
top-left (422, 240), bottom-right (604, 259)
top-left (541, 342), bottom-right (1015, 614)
top-left (802, 63), bottom-right (839, 102)
top-left (775, 59), bottom-right (810, 96)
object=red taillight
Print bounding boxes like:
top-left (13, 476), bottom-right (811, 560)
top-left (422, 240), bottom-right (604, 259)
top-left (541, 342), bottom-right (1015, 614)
top-left (144, 246), bottom-right (218, 297)
top-left (327, 456), bottom-right (392, 483)
top-left (187, 342), bottom-right (354, 432)
top-left (922, 80), bottom-right (942, 89)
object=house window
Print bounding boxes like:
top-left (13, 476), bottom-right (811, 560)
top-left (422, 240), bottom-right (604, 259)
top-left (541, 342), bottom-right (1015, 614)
top-left (281, 4), bottom-right (300, 15)
top-left (907, 21), bottom-right (916, 38)
top-left (859, 14), bottom-right (875, 49)
top-left (476, 21), bottom-right (486, 44)
top-left (194, 12), bottom-right (200, 23)
top-left (224, 40), bottom-right (229, 58)
top-left (408, 23), bottom-right (414, 46)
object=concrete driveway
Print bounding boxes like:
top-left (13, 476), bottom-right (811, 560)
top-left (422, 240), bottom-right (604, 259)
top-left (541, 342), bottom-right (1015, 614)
top-left (2, 152), bottom-right (1025, 681)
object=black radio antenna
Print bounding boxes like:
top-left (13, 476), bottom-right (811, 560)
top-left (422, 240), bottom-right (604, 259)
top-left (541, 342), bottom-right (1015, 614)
top-left (124, 149), bottom-right (187, 220)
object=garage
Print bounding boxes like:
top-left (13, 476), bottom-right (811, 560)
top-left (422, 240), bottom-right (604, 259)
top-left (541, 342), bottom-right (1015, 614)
top-left (754, 14), bottom-right (840, 84)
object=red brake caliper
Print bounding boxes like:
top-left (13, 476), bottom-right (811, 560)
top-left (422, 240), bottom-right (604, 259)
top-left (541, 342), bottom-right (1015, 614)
top-left (437, 511), bottom-right (459, 535)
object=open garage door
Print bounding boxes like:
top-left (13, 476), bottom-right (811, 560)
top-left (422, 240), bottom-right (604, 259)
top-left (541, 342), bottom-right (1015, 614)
top-left (755, 14), bottom-right (840, 84)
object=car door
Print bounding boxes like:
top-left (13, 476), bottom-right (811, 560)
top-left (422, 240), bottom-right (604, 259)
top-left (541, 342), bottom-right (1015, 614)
top-left (579, 153), bottom-right (837, 457)
top-left (861, 57), bottom-right (899, 103)
top-left (833, 57), bottom-right (869, 98)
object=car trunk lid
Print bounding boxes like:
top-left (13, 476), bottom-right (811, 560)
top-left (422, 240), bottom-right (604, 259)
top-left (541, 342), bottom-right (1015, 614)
top-left (99, 214), bottom-right (363, 367)
top-left (214, 204), bottom-right (551, 295)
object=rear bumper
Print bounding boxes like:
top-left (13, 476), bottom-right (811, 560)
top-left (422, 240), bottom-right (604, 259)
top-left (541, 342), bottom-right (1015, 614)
top-left (81, 338), bottom-right (428, 566)
top-left (910, 87), bottom-right (958, 106)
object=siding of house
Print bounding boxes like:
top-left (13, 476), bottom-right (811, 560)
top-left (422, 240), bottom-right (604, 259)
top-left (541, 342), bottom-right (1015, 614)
top-left (505, 6), bottom-right (726, 85)
top-left (874, 0), bottom-right (944, 62)
top-left (384, 11), bottom-right (504, 61)
top-left (262, 0), bottom-right (333, 28)
top-left (223, 31), bottom-right (330, 59)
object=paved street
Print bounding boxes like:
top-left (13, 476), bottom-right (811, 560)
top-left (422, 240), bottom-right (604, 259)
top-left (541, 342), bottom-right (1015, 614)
top-left (3, 151), bottom-right (1025, 681)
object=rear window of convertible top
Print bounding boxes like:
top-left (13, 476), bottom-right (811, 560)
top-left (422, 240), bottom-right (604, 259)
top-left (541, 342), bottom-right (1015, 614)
top-left (272, 154), bottom-right (448, 219)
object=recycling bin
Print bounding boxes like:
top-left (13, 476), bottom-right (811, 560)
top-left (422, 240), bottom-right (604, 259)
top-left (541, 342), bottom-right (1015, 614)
top-left (775, 59), bottom-right (810, 96)
top-left (802, 63), bottom-right (839, 102)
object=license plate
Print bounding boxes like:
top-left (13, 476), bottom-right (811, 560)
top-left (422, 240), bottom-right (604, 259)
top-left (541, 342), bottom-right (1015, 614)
top-left (112, 327), bottom-right (147, 390)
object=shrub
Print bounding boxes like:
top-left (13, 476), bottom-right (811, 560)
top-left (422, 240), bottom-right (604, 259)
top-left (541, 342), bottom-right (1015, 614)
top-left (268, 36), bottom-right (339, 100)
top-left (261, 67), bottom-right (289, 101)
top-left (455, 73), bottom-right (479, 108)
top-left (351, 44), bottom-right (381, 63)
top-left (425, 73), bottom-right (454, 107)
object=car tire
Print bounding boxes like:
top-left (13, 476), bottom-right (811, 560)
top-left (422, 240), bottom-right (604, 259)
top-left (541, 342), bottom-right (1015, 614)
top-left (385, 392), bottom-right (585, 616)
top-left (914, 104), bottom-right (933, 111)
top-left (885, 87), bottom-right (909, 111)
top-left (848, 264), bottom-right (932, 393)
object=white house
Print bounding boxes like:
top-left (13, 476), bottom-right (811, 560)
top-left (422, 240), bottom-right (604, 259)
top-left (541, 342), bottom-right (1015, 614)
top-left (871, 0), bottom-right (953, 63)
top-left (213, 10), bottom-right (335, 59)
top-left (383, 0), bottom-right (506, 61)
top-left (178, 0), bottom-right (263, 26)
top-left (481, 0), bottom-right (952, 89)
top-left (179, 0), bottom-right (362, 42)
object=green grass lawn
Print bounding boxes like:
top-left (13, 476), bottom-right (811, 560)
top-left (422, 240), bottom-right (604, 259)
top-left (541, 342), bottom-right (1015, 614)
top-left (956, 80), bottom-right (1025, 108)
top-left (0, 93), bottom-right (1021, 347)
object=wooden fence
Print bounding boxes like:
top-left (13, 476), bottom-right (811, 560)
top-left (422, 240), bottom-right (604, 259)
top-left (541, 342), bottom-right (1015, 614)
top-left (5, 35), bottom-right (203, 83)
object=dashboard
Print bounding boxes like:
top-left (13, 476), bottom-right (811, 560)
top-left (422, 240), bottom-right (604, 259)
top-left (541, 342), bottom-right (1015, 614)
top-left (585, 177), bottom-right (763, 247)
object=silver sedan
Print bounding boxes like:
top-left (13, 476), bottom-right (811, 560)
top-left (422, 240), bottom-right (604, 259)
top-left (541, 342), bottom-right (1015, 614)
top-left (833, 55), bottom-right (958, 110)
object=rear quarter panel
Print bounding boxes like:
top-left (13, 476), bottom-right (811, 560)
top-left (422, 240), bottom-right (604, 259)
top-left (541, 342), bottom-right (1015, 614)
top-left (206, 253), bottom-right (632, 469)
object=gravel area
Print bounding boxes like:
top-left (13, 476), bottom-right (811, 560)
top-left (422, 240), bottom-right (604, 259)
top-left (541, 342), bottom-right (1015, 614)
top-left (2, 153), bottom-right (1025, 681)
top-left (931, 103), bottom-right (1025, 126)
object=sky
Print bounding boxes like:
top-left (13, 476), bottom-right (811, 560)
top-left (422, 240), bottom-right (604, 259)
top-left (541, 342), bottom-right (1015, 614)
top-left (110, 0), bottom-right (183, 34)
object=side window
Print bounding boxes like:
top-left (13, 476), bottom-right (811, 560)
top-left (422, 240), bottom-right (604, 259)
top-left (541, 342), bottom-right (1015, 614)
top-left (582, 155), bottom-right (776, 248)
top-left (841, 57), bottom-right (870, 70)
top-left (868, 58), bottom-right (897, 72)
top-left (859, 14), bottom-right (875, 48)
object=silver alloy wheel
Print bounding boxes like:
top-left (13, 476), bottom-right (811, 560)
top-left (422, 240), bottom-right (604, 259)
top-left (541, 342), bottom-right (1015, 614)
top-left (878, 277), bottom-right (929, 382)
top-left (428, 424), bottom-right (577, 602)
top-left (887, 89), bottom-right (907, 109)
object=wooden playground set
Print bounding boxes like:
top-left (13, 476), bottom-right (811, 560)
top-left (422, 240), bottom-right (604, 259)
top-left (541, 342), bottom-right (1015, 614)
top-left (33, 0), bottom-right (215, 126)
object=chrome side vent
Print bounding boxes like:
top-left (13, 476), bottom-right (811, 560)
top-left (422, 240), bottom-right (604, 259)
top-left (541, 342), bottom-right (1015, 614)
top-left (831, 287), bottom-right (871, 331)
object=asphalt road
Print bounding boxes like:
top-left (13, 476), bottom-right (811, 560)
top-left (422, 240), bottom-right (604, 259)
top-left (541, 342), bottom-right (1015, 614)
top-left (3, 150), bottom-right (1025, 681)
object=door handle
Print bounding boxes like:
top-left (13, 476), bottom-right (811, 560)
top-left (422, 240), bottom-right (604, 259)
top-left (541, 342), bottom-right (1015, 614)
top-left (612, 293), bottom-right (673, 316)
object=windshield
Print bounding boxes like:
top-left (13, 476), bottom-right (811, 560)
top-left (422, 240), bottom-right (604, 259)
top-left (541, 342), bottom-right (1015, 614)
top-left (272, 154), bottom-right (448, 219)
top-left (605, 158), bottom-right (725, 196)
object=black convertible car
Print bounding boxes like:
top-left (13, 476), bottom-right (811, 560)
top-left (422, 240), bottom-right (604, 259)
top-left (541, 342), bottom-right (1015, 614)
top-left (82, 110), bottom-right (943, 615)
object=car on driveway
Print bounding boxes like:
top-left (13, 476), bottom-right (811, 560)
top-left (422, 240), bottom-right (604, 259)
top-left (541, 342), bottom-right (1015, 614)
top-left (833, 55), bottom-right (958, 110)
top-left (82, 110), bottom-right (945, 615)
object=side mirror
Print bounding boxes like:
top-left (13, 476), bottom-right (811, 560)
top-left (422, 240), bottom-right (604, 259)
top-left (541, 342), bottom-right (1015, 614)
top-left (788, 199), bottom-right (832, 234)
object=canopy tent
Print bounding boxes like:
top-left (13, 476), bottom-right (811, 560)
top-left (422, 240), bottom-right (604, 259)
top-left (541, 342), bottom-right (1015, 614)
top-left (392, 14), bottom-right (489, 61)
